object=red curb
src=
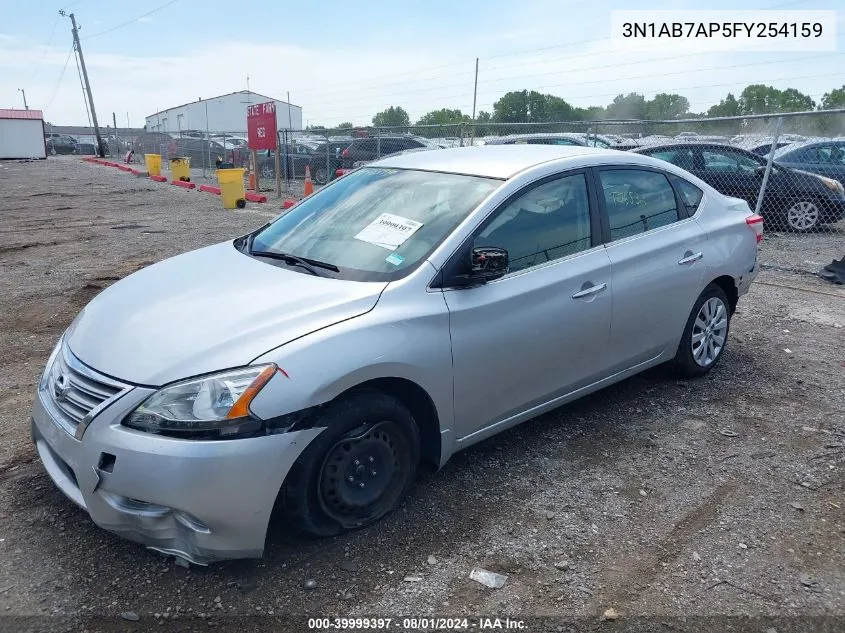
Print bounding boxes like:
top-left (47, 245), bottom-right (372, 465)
top-left (171, 180), bottom-right (196, 189)
top-left (149, 175), bottom-right (167, 182)
top-left (245, 192), bottom-right (267, 203)
top-left (282, 199), bottom-right (296, 209)
top-left (199, 185), bottom-right (221, 195)
top-left (117, 165), bottom-right (132, 172)
top-left (129, 168), bottom-right (143, 175)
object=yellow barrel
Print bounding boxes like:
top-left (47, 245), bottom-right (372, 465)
top-left (170, 157), bottom-right (191, 182)
top-left (216, 168), bottom-right (246, 209)
top-left (144, 153), bottom-right (162, 177)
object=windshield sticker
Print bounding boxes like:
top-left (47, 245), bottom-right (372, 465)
top-left (385, 253), bottom-right (405, 266)
top-left (354, 213), bottom-right (424, 250)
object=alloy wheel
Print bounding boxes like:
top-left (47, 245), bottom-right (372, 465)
top-left (691, 297), bottom-right (728, 367)
top-left (786, 201), bottom-right (820, 231)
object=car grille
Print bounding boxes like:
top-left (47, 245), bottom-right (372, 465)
top-left (44, 342), bottom-right (128, 434)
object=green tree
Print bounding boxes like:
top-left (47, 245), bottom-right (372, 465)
top-left (645, 93), bottom-right (690, 120)
top-left (335, 121), bottom-right (354, 130)
top-left (606, 93), bottom-right (647, 119)
top-left (493, 90), bottom-right (530, 122)
top-left (474, 110), bottom-right (493, 136)
top-left (820, 85), bottom-right (845, 109)
top-left (416, 108), bottom-right (470, 126)
top-left (707, 93), bottom-right (741, 117)
top-left (777, 88), bottom-right (815, 112)
top-left (544, 94), bottom-right (576, 121)
top-left (372, 106), bottom-right (410, 128)
top-left (738, 84), bottom-right (781, 115)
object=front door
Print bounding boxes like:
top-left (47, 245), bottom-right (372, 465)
top-left (444, 171), bottom-right (613, 441)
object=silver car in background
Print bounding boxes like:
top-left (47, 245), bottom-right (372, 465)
top-left (32, 146), bottom-right (762, 564)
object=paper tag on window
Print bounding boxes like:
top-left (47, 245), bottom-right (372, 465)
top-left (354, 213), bottom-right (423, 251)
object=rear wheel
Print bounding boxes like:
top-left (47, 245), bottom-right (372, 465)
top-left (784, 200), bottom-right (820, 232)
top-left (280, 391), bottom-right (420, 537)
top-left (673, 284), bottom-right (731, 377)
top-left (260, 163), bottom-right (275, 179)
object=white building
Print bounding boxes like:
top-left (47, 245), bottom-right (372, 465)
top-left (145, 91), bottom-right (302, 134)
top-left (0, 109), bottom-right (46, 159)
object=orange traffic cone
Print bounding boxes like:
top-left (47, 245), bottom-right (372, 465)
top-left (303, 165), bottom-right (314, 197)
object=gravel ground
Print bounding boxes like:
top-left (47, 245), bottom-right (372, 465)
top-left (0, 157), bottom-right (843, 633)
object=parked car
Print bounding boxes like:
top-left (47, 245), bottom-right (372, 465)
top-left (33, 145), bottom-right (761, 564)
top-left (633, 142), bottom-right (845, 231)
top-left (483, 133), bottom-right (588, 147)
top-left (731, 136), bottom-right (794, 157)
top-left (773, 140), bottom-right (845, 185)
top-left (338, 136), bottom-right (429, 169)
top-left (133, 132), bottom-right (177, 158)
top-left (306, 140), bottom-right (359, 184)
top-left (171, 138), bottom-right (228, 168)
top-left (45, 135), bottom-right (78, 155)
top-left (256, 144), bottom-right (316, 179)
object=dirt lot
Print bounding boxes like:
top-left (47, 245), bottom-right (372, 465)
top-left (0, 157), bottom-right (843, 633)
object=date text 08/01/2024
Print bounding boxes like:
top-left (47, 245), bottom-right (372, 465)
top-left (307, 617), bottom-right (528, 630)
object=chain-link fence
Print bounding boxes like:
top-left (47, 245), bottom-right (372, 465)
top-left (124, 108), bottom-right (844, 275)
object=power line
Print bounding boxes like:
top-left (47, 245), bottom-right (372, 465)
top-left (285, 0), bottom-right (817, 99)
top-left (83, 0), bottom-right (179, 39)
top-left (43, 46), bottom-right (74, 109)
top-left (301, 52), bottom-right (844, 117)
top-left (311, 70), bottom-right (845, 123)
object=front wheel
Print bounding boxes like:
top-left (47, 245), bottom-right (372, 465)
top-left (260, 163), bottom-right (275, 179)
top-left (280, 391), bottom-right (420, 537)
top-left (673, 284), bottom-right (731, 378)
top-left (312, 165), bottom-right (329, 185)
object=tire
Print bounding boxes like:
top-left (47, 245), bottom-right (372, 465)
top-left (260, 163), bottom-right (275, 179)
top-left (313, 165), bottom-right (328, 185)
top-left (280, 391), bottom-right (420, 538)
top-left (673, 283), bottom-right (731, 378)
top-left (783, 200), bottom-right (821, 232)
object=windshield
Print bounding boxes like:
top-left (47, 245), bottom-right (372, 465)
top-left (250, 167), bottom-right (500, 281)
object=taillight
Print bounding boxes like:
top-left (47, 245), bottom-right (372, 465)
top-left (746, 214), bottom-right (764, 243)
top-left (341, 148), bottom-right (349, 157)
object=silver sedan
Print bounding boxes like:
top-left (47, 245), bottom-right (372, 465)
top-left (32, 145), bottom-right (762, 564)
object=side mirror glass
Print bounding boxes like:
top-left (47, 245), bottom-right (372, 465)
top-left (452, 246), bottom-right (509, 287)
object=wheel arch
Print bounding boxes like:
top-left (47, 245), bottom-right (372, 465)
top-left (709, 275), bottom-right (739, 314)
top-left (336, 377), bottom-right (442, 469)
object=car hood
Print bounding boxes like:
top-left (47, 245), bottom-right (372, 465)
top-left (67, 241), bottom-right (386, 386)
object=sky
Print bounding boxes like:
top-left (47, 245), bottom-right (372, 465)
top-left (1, 0), bottom-right (843, 128)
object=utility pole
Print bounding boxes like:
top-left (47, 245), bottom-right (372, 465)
top-left (470, 58), bottom-right (479, 146)
top-left (18, 88), bottom-right (29, 110)
top-left (60, 11), bottom-right (105, 157)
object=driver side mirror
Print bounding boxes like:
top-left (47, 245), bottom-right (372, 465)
top-left (451, 246), bottom-right (509, 287)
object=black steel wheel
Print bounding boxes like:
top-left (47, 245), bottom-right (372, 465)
top-left (313, 165), bottom-right (328, 185)
top-left (279, 392), bottom-right (420, 537)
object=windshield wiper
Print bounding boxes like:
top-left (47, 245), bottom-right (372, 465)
top-left (248, 247), bottom-right (339, 275)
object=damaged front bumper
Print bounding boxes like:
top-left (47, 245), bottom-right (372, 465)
top-left (32, 375), bottom-right (323, 565)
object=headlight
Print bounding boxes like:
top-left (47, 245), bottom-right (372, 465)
top-left (123, 364), bottom-right (278, 439)
top-left (818, 175), bottom-right (844, 195)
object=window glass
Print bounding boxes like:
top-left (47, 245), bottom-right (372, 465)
top-left (702, 150), bottom-right (760, 173)
top-left (817, 145), bottom-right (845, 165)
top-left (599, 169), bottom-right (680, 240)
top-left (650, 149), bottom-right (696, 171)
top-left (251, 167), bottom-right (499, 282)
top-left (670, 176), bottom-right (703, 214)
top-left (475, 174), bottom-right (592, 272)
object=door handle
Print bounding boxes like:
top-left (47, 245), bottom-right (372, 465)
top-left (571, 282), bottom-right (607, 299)
top-left (678, 252), bottom-right (703, 265)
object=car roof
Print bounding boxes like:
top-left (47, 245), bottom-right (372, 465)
top-left (774, 138), bottom-right (845, 157)
top-left (484, 133), bottom-right (588, 145)
top-left (631, 141), bottom-right (757, 154)
top-left (370, 145), bottom-right (634, 178)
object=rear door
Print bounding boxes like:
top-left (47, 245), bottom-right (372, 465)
top-left (444, 170), bottom-right (613, 441)
top-left (812, 143), bottom-right (845, 182)
top-left (595, 167), bottom-right (708, 371)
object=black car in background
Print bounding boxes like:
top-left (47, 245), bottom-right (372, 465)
top-left (774, 140), bottom-right (845, 184)
top-left (45, 134), bottom-right (78, 155)
top-left (338, 136), bottom-right (429, 170)
top-left (633, 142), bottom-right (845, 231)
top-left (256, 144), bottom-right (316, 179)
top-left (306, 140), bottom-right (356, 184)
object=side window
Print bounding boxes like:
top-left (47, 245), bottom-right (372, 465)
top-left (651, 149), bottom-right (695, 171)
top-left (670, 175), bottom-right (704, 215)
top-left (702, 149), bottom-right (760, 173)
top-left (817, 145), bottom-right (845, 165)
top-left (357, 140), bottom-right (377, 154)
top-left (474, 174), bottom-right (592, 273)
top-left (599, 169), bottom-right (680, 240)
